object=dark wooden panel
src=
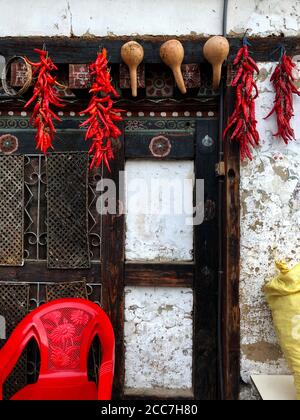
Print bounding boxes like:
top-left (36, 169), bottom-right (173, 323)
top-left (125, 133), bottom-right (195, 159)
top-left (0, 261), bottom-right (101, 283)
top-left (0, 36), bottom-right (299, 63)
top-left (0, 37), bottom-right (208, 64)
top-left (125, 263), bottom-right (194, 287)
top-left (101, 125), bottom-right (125, 400)
top-left (0, 131), bottom-right (88, 155)
top-left (222, 83), bottom-right (241, 401)
top-left (194, 119), bottom-right (219, 400)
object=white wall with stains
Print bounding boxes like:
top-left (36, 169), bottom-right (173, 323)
top-left (240, 62), bottom-right (300, 398)
top-left (1, 0), bottom-right (300, 37)
top-left (124, 160), bottom-right (194, 395)
top-left (124, 287), bottom-right (194, 396)
top-left (125, 160), bottom-right (194, 262)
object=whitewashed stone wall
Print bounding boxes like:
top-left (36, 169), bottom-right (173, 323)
top-left (124, 160), bottom-right (194, 394)
top-left (125, 160), bottom-right (194, 262)
top-left (240, 62), bottom-right (300, 396)
top-left (1, 0), bottom-right (300, 37)
top-left (124, 287), bottom-right (193, 396)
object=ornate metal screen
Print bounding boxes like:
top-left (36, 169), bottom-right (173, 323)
top-left (46, 152), bottom-right (90, 269)
top-left (0, 283), bottom-right (29, 399)
top-left (46, 281), bottom-right (88, 301)
top-left (24, 155), bottom-right (102, 263)
top-left (0, 155), bottom-right (24, 266)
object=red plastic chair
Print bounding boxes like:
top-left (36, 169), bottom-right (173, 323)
top-left (0, 298), bottom-right (115, 400)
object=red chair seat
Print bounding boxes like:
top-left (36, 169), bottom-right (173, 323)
top-left (11, 379), bottom-right (97, 400)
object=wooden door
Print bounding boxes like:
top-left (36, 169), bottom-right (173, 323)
top-left (0, 108), bottom-right (219, 400)
top-left (122, 112), bottom-right (219, 400)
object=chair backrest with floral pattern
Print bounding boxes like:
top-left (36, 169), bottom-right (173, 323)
top-left (0, 298), bottom-right (115, 400)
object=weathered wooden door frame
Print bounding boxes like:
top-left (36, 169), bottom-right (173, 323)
top-left (102, 103), bottom-right (241, 401)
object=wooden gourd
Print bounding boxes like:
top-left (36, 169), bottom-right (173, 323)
top-left (121, 41), bottom-right (144, 97)
top-left (203, 36), bottom-right (230, 90)
top-left (160, 40), bottom-right (187, 94)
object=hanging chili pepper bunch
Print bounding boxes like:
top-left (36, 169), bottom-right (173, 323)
top-left (265, 48), bottom-right (300, 144)
top-left (80, 49), bottom-right (123, 171)
top-left (223, 40), bottom-right (260, 161)
top-left (24, 48), bottom-right (65, 154)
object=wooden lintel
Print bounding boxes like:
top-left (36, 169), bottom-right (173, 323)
top-left (0, 37), bottom-right (299, 64)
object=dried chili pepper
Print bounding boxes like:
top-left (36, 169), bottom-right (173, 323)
top-left (223, 41), bottom-right (260, 161)
top-left (80, 49), bottom-right (123, 171)
top-left (24, 48), bottom-right (64, 154)
top-left (265, 49), bottom-right (300, 144)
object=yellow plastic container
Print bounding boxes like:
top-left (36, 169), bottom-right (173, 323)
top-left (265, 261), bottom-right (300, 400)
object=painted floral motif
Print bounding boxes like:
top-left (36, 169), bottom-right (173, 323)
top-left (42, 308), bottom-right (91, 370)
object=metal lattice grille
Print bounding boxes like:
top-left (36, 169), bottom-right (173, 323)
top-left (0, 155), bottom-right (24, 266)
top-left (47, 153), bottom-right (90, 269)
top-left (24, 155), bottom-right (47, 261)
top-left (0, 283), bottom-right (29, 346)
top-left (46, 281), bottom-right (88, 301)
top-left (0, 283), bottom-right (29, 399)
top-left (24, 155), bottom-right (102, 263)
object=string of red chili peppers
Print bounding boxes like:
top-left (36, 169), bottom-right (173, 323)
top-left (80, 49), bottom-right (124, 171)
top-left (24, 48), bottom-right (65, 154)
top-left (265, 47), bottom-right (300, 144)
top-left (223, 39), bottom-right (260, 161)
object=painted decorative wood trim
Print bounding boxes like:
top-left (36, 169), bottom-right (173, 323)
top-left (0, 109), bottom-right (217, 118)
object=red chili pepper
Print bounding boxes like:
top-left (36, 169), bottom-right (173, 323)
top-left (79, 49), bottom-right (124, 170)
top-left (34, 48), bottom-right (47, 56)
top-left (265, 52), bottom-right (300, 144)
top-left (224, 44), bottom-right (260, 160)
top-left (24, 48), bottom-right (65, 154)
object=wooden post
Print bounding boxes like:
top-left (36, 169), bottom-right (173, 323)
top-left (194, 119), bottom-right (219, 400)
top-left (222, 73), bottom-right (241, 400)
top-left (101, 126), bottom-right (125, 400)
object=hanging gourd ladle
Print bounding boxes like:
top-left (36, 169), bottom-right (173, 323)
top-left (121, 41), bottom-right (144, 97)
top-left (203, 36), bottom-right (230, 90)
top-left (160, 40), bottom-right (187, 94)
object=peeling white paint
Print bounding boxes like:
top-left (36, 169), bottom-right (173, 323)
top-left (2, 0), bottom-right (300, 37)
top-left (240, 63), bottom-right (300, 393)
top-left (125, 160), bottom-right (194, 262)
top-left (124, 287), bottom-right (193, 392)
top-left (228, 1), bottom-right (300, 37)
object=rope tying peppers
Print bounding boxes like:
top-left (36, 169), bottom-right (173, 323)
top-left (265, 51), bottom-right (300, 144)
top-left (80, 49), bottom-right (124, 171)
top-left (24, 48), bottom-right (65, 154)
top-left (223, 43), bottom-right (260, 161)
